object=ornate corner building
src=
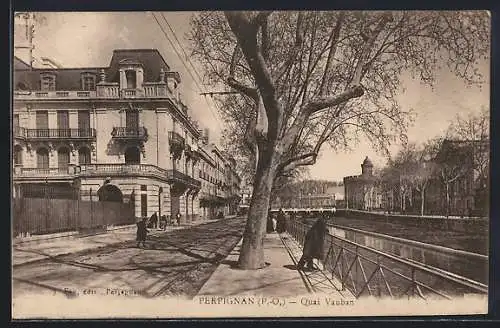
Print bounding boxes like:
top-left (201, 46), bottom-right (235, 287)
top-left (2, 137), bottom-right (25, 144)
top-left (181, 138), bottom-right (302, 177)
top-left (12, 16), bottom-right (241, 223)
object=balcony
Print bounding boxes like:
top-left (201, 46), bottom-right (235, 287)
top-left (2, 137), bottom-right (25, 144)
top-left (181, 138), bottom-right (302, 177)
top-left (14, 84), bottom-right (174, 100)
top-left (19, 128), bottom-right (96, 140)
top-left (14, 90), bottom-right (97, 100)
top-left (168, 131), bottom-right (185, 146)
top-left (111, 127), bottom-right (148, 141)
top-left (14, 126), bottom-right (26, 139)
top-left (77, 164), bottom-right (201, 189)
top-left (13, 166), bottom-right (78, 181)
top-left (169, 169), bottom-right (201, 189)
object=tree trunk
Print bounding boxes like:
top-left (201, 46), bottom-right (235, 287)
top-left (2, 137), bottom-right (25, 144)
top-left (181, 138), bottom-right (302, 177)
top-left (237, 163), bottom-right (276, 270)
top-left (420, 189), bottom-right (425, 216)
top-left (445, 183), bottom-right (450, 218)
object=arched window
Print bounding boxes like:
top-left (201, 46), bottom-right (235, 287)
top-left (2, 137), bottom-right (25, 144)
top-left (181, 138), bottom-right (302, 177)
top-left (36, 148), bottom-right (49, 169)
top-left (78, 147), bottom-right (91, 164)
top-left (58, 147), bottom-right (70, 170)
top-left (125, 147), bottom-right (140, 164)
top-left (14, 145), bottom-right (23, 165)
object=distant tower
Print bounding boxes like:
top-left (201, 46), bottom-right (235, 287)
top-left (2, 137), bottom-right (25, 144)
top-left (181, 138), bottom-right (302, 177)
top-left (14, 12), bottom-right (35, 67)
top-left (361, 156), bottom-right (373, 176)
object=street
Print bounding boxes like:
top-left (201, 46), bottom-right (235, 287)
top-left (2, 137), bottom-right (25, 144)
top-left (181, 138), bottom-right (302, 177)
top-left (13, 217), bottom-right (245, 299)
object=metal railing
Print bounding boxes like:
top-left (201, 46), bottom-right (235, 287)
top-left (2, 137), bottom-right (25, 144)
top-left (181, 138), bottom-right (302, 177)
top-left (14, 85), bottom-right (175, 100)
top-left (78, 164), bottom-right (201, 189)
top-left (16, 128), bottom-right (96, 139)
top-left (111, 126), bottom-right (147, 139)
top-left (13, 166), bottom-right (78, 177)
top-left (168, 131), bottom-right (185, 146)
top-left (287, 219), bottom-right (487, 299)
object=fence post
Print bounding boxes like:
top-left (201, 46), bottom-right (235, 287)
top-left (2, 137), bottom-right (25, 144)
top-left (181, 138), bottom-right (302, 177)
top-left (90, 188), bottom-right (93, 229)
top-left (45, 181), bottom-right (49, 235)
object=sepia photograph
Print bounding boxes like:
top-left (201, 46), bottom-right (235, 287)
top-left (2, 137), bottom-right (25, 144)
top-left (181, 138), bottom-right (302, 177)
top-left (11, 10), bottom-right (490, 318)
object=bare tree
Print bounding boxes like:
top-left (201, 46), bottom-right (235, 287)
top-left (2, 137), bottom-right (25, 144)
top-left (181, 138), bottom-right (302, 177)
top-left (446, 107), bottom-right (489, 199)
top-left (190, 11), bottom-right (489, 269)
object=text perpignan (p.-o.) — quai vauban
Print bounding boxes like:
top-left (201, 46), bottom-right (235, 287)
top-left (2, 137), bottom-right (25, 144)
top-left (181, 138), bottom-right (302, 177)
top-left (198, 296), bottom-right (355, 307)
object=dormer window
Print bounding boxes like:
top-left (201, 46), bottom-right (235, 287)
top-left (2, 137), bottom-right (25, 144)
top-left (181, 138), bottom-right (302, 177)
top-left (126, 70), bottom-right (136, 89)
top-left (40, 72), bottom-right (56, 91)
top-left (81, 73), bottom-right (96, 91)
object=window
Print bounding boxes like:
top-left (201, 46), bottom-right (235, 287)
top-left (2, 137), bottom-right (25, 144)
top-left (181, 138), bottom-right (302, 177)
top-left (36, 111), bottom-right (49, 129)
top-left (40, 74), bottom-right (56, 91)
top-left (57, 110), bottom-right (69, 137)
top-left (58, 147), bottom-right (70, 170)
top-left (78, 111), bottom-right (91, 137)
top-left (14, 114), bottom-right (19, 129)
top-left (14, 145), bottom-right (23, 165)
top-left (141, 194), bottom-right (148, 217)
top-left (78, 147), bottom-right (91, 164)
top-left (36, 148), bottom-right (49, 169)
top-left (126, 70), bottom-right (136, 89)
top-left (81, 74), bottom-right (96, 91)
top-left (126, 110), bottom-right (139, 130)
top-left (141, 185), bottom-right (147, 191)
top-left (125, 147), bottom-right (141, 164)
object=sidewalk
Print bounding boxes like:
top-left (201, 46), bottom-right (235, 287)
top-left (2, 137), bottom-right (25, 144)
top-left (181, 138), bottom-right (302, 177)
top-left (197, 231), bottom-right (353, 298)
top-left (197, 232), bottom-right (309, 297)
top-left (12, 220), bottom-right (210, 267)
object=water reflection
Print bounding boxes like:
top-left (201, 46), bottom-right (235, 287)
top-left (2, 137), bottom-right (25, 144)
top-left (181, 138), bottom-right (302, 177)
top-left (327, 226), bottom-right (487, 284)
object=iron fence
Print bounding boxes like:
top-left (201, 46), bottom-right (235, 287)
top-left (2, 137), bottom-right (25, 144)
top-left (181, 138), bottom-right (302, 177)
top-left (286, 218), bottom-right (487, 300)
top-left (12, 192), bottom-right (135, 237)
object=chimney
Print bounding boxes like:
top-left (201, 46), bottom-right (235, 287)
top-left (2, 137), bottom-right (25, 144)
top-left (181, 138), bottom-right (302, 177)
top-left (99, 69), bottom-right (106, 83)
top-left (204, 128), bottom-right (210, 144)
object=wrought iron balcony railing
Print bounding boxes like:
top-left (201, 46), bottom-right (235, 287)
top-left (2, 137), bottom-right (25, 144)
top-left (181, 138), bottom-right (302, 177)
top-left (16, 128), bottom-right (96, 139)
top-left (111, 127), bottom-right (148, 140)
top-left (168, 131), bottom-right (185, 147)
top-left (77, 164), bottom-right (201, 189)
top-left (13, 166), bottom-right (78, 178)
top-left (14, 84), bottom-right (175, 100)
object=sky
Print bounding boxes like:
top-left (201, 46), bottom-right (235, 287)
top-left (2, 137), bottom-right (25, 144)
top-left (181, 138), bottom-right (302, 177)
top-left (23, 11), bottom-right (490, 182)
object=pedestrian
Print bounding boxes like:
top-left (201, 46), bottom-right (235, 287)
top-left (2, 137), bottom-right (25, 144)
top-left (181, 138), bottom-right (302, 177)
top-left (176, 211), bottom-right (181, 226)
top-left (332, 205), bottom-right (337, 217)
top-left (272, 216), bottom-right (277, 232)
top-left (136, 217), bottom-right (149, 248)
top-left (277, 208), bottom-right (286, 233)
top-left (160, 215), bottom-right (167, 230)
top-left (297, 216), bottom-right (327, 271)
top-left (266, 209), bottom-right (274, 233)
top-left (149, 212), bottom-right (158, 229)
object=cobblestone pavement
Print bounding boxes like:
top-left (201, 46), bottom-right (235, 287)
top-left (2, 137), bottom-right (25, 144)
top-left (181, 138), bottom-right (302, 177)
top-left (12, 217), bottom-right (245, 300)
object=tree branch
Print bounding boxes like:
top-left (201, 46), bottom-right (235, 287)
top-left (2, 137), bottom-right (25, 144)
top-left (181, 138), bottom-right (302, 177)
top-left (320, 12), bottom-right (345, 96)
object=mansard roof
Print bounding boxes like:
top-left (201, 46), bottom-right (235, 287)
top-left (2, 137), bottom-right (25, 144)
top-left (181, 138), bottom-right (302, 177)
top-left (13, 49), bottom-right (173, 91)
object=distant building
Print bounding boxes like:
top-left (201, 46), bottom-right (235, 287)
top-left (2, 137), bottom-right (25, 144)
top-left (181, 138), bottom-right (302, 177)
top-left (343, 157), bottom-right (382, 210)
top-left (426, 139), bottom-right (489, 216)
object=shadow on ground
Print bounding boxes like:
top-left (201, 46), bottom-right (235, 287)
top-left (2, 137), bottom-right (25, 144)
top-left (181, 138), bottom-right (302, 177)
top-left (13, 218), bottom-right (246, 299)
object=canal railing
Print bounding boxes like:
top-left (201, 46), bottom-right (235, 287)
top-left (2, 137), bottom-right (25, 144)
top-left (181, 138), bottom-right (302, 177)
top-left (286, 219), bottom-right (488, 300)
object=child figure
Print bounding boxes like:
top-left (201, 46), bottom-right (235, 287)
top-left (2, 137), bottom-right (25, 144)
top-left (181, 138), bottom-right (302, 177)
top-left (136, 217), bottom-right (149, 248)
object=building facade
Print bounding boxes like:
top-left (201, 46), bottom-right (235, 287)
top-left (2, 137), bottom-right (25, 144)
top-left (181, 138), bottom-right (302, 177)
top-left (12, 48), bottom-right (241, 223)
top-left (343, 157), bottom-right (383, 211)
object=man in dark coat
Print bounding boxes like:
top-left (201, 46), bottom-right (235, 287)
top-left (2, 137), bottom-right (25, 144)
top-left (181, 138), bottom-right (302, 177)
top-left (149, 212), bottom-right (158, 229)
top-left (136, 217), bottom-right (149, 248)
top-left (176, 211), bottom-right (181, 225)
top-left (297, 217), bottom-right (327, 271)
top-left (276, 208), bottom-right (286, 233)
top-left (266, 209), bottom-right (274, 233)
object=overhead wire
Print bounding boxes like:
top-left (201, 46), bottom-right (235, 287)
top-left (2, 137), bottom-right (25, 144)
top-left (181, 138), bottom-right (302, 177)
top-left (150, 12), bottom-right (223, 132)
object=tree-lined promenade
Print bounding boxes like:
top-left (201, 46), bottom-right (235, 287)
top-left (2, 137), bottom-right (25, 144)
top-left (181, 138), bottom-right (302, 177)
top-left (191, 11), bottom-right (489, 269)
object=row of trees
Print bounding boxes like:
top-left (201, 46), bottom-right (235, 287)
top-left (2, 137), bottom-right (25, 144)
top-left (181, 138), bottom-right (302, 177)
top-left (379, 108), bottom-right (489, 217)
top-left (190, 10), bottom-right (489, 269)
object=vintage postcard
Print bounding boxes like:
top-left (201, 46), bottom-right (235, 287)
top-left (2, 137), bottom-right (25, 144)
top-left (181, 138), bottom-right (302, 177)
top-left (11, 11), bottom-right (490, 318)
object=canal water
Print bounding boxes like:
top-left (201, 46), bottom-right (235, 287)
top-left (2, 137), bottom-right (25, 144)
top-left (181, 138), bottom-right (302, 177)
top-left (326, 224), bottom-right (488, 285)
